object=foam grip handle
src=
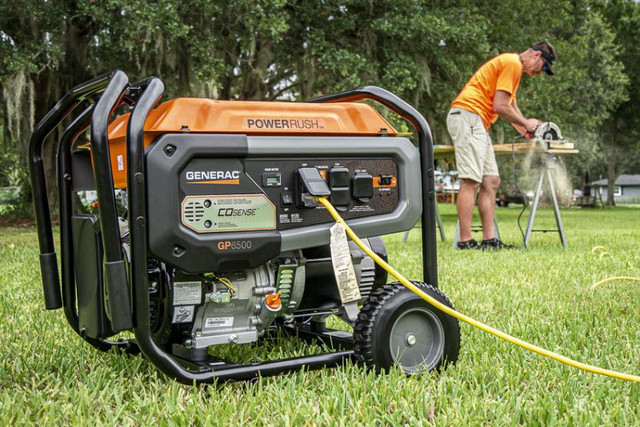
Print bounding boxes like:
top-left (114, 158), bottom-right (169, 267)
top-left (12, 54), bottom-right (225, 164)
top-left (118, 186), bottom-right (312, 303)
top-left (39, 252), bottom-right (62, 310)
top-left (104, 260), bottom-right (133, 331)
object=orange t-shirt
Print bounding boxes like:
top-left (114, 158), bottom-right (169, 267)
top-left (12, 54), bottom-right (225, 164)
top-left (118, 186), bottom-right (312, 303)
top-left (451, 53), bottom-right (522, 130)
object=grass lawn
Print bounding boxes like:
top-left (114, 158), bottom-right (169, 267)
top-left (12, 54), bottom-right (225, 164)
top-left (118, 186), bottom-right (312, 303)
top-left (1, 204), bottom-right (639, 425)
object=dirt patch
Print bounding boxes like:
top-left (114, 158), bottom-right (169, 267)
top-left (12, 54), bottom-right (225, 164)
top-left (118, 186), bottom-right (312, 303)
top-left (0, 214), bottom-right (36, 228)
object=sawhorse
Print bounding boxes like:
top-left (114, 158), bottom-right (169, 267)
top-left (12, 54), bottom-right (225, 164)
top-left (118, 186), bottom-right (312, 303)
top-left (523, 158), bottom-right (567, 249)
top-left (403, 202), bottom-right (446, 243)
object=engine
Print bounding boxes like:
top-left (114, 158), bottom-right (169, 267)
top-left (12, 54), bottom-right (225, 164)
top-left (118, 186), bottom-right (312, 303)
top-left (145, 238), bottom-right (387, 350)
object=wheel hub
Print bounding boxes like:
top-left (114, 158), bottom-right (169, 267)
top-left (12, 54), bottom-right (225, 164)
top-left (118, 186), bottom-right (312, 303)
top-left (389, 307), bottom-right (446, 373)
top-left (405, 333), bottom-right (417, 346)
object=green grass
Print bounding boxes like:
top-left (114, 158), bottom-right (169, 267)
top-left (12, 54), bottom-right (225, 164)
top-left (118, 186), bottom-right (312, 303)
top-left (1, 205), bottom-right (639, 425)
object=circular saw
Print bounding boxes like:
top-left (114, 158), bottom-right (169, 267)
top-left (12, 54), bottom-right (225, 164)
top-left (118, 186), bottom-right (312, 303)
top-left (527, 122), bottom-right (569, 150)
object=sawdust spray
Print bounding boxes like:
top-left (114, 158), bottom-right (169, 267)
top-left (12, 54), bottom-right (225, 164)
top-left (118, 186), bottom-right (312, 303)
top-left (516, 150), bottom-right (573, 207)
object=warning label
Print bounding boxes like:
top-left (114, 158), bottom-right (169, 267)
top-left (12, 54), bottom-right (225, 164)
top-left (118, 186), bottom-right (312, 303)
top-left (172, 305), bottom-right (195, 323)
top-left (329, 223), bottom-right (361, 303)
top-left (173, 282), bottom-right (202, 305)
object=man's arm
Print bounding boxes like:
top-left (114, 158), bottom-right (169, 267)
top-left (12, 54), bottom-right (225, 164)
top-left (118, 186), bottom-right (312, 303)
top-left (493, 90), bottom-right (539, 133)
top-left (510, 99), bottom-right (527, 135)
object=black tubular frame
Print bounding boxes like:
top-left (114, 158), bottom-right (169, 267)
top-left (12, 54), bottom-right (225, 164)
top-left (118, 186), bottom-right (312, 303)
top-left (29, 69), bottom-right (134, 330)
top-left (57, 105), bottom-right (138, 354)
top-left (310, 87), bottom-right (438, 287)
top-left (29, 71), bottom-right (120, 309)
top-left (89, 71), bottom-right (134, 332)
top-left (31, 71), bottom-right (437, 384)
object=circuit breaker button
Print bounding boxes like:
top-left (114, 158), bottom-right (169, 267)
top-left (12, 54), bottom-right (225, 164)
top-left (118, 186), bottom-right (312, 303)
top-left (330, 167), bottom-right (350, 188)
top-left (379, 174), bottom-right (393, 186)
top-left (352, 173), bottom-right (373, 201)
top-left (330, 187), bottom-right (350, 206)
top-left (281, 192), bottom-right (293, 206)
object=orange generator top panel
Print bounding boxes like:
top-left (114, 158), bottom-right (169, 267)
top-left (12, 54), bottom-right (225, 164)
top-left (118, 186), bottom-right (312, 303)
top-left (106, 98), bottom-right (398, 188)
top-left (108, 98), bottom-right (397, 138)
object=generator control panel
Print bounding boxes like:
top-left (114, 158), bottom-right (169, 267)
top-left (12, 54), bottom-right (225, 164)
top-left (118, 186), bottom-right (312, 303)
top-left (145, 133), bottom-right (418, 272)
top-left (179, 157), bottom-right (400, 233)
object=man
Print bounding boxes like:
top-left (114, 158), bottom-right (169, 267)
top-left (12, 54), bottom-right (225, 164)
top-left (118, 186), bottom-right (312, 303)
top-left (447, 41), bottom-right (556, 250)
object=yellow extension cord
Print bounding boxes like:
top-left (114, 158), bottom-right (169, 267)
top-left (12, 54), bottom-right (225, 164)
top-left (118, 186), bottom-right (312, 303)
top-left (588, 246), bottom-right (640, 290)
top-left (316, 197), bottom-right (640, 384)
top-left (590, 277), bottom-right (640, 290)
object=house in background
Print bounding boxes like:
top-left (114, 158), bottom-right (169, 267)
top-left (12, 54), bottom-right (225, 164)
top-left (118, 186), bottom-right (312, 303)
top-left (591, 174), bottom-right (640, 203)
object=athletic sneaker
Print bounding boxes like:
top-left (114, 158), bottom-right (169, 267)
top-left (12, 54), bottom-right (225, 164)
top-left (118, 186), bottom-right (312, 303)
top-left (479, 238), bottom-right (517, 250)
top-left (457, 239), bottom-right (480, 250)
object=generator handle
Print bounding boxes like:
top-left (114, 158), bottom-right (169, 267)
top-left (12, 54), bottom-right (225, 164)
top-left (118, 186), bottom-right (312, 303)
top-left (28, 70), bottom-right (123, 310)
top-left (126, 78), bottom-right (189, 370)
top-left (89, 70), bottom-right (134, 332)
top-left (309, 87), bottom-right (438, 287)
top-left (126, 77), bottom-right (229, 382)
top-left (56, 105), bottom-right (140, 353)
top-left (58, 105), bottom-right (94, 332)
top-left (126, 77), bottom-right (164, 335)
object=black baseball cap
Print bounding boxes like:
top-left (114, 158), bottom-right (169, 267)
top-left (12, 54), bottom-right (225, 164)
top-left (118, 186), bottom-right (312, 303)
top-left (532, 45), bottom-right (555, 76)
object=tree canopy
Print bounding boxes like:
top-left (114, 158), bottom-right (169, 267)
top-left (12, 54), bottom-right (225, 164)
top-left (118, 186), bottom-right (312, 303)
top-left (1, 0), bottom-right (638, 208)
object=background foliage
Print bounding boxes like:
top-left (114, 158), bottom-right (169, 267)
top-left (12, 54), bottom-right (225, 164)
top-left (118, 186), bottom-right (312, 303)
top-left (1, 0), bottom-right (639, 209)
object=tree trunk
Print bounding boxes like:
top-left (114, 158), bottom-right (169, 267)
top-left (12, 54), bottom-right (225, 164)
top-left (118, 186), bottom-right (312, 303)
top-left (177, 39), bottom-right (192, 96)
top-left (240, 36), bottom-right (273, 100)
top-left (0, 70), bottom-right (35, 200)
top-left (606, 154), bottom-right (617, 206)
top-left (605, 126), bottom-right (618, 206)
top-left (40, 5), bottom-right (95, 219)
top-left (34, 70), bottom-right (61, 220)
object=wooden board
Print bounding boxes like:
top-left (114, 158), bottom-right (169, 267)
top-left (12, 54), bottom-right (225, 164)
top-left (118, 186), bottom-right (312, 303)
top-left (434, 143), bottom-right (578, 160)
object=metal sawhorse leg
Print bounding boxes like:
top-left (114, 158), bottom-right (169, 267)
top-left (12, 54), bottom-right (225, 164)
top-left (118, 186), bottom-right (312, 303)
top-left (403, 202), bottom-right (445, 243)
top-left (523, 162), bottom-right (567, 249)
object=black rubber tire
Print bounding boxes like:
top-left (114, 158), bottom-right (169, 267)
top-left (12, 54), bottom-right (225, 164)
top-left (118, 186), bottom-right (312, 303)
top-left (354, 282), bottom-right (461, 374)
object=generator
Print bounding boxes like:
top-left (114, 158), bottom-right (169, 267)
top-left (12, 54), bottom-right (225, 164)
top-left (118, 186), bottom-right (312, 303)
top-left (29, 70), bottom-right (460, 384)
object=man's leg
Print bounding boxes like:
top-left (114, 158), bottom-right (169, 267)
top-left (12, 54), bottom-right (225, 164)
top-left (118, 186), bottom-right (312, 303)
top-left (447, 108), bottom-right (484, 244)
top-left (478, 175), bottom-right (500, 240)
top-left (457, 178), bottom-right (481, 242)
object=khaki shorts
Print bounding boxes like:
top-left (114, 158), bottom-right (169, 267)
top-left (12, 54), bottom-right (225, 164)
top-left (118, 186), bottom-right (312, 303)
top-left (446, 108), bottom-right (499, 183)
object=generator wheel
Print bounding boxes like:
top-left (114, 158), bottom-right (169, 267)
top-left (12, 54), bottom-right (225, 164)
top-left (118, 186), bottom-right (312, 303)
top-left (354, 282), bottom-right (460, 374)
